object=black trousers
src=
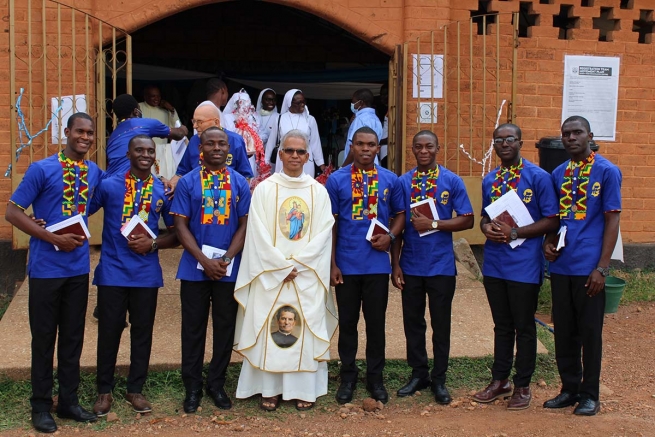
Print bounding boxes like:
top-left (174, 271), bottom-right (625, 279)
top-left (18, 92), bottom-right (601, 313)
top-left (28, 274), bottom-right (89, 413)
top-left (550, 273), bottom-right (605, 401)
top-left (180, 280), bottom-right (237, 392)
top-left (483, 276), bottom-right (540, 387)
top-left (335, 274), bottom-right (389, 384)
top-left (402, 274), bottom-right (456, 384)
top-left (96, 286), bottom-right (158, 394)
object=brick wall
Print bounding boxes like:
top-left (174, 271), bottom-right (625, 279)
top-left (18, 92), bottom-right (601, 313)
top-left (2, 0), bottom-right (654, 244)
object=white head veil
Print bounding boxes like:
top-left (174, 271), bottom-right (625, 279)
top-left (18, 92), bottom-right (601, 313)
top-left (256, 88), bottom-right (278, 114)
top-left (281, 89), bottom-right (309, 117)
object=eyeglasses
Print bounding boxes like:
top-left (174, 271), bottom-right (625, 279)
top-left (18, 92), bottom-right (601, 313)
top-left (493, 136), bottom-right (519, 145)
top-left (192, 118), bottom-right (210, 125)
top-left (282, 148), bottom-right (308, 156)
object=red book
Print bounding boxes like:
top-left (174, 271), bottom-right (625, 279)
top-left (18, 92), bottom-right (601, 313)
top-left (51, 221), bottom-right (87, 238)
top-left (410, 201), bottom-right (435, 220)
top-left (495, 210), bottom-right (518, 228)
top-left (366, 218), bottom-right (390, 242)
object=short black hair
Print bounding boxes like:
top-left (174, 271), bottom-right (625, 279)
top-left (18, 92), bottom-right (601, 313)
top-left (67, 112), bottom-right (93, 129)
top-left (200, 126), bottom-right (227, 143)
top-left (112, 94), bottom-right (139, 119)
top-left (413, 130), bottom-right (438, 144)
top-left (352, 126), bottom-right (379, 143)
top-left (143, 84), bottom-right (160, 94)
top-left (562, 115), bottom-right (591, 132)
top-left (493, 123), bottom-right (522, 139)
top-left (206, 78), bottom-right (227, 98)
top-left (353, 88), bottom-right (375, 107)
top-left (128, 134), bottom-right (154, 150)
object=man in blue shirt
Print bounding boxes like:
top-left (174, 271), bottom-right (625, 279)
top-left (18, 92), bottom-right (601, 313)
top-left (169, 102), bottom-right (253, 194)
top-left (171, 127), bottom-right (251, 413)
top-left (326, 126), bottom-right (404, 404)
top-left (106, 94), bottom-right (188, 176)
top-left (473, 124), bottom-right (559, 410)
top-left (88, 135), bottom-right (178, 417)
top-left (391, 130), bottom-right (474, 405)
top-left (6, 113), bottom-right (103, 433)
top-left (341, 89), bottom-right (383, 167)
top-left (543, 116), bottom-right (621, 416)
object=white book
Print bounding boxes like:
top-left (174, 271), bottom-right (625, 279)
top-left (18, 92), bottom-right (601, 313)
top-left (365, 218), bottom-right (390, 242)
top-left (556, 225), bottom-right (567, 251)
top-left (120, 215), bottom-right (157, 240)
top-left (45, 214), bottom-right (91, 251)
top-left (484, 189), bottom-right (534, 249)
top-left (410, 197), bottom-right (440, 237)
top-left (197, 244), bottom-right (234, 277)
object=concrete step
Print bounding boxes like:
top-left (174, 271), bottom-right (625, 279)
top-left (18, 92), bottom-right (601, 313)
top-left (0, 248), bottom-right (546, 380)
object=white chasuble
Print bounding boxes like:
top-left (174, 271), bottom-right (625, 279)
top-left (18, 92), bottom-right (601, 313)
top-left (234, 172), bottom-right (336, 380)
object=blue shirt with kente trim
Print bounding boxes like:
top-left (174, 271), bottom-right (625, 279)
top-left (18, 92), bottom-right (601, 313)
top-left (170, 167), bottom-right (251, 282)
top-left (398, 165), bottom-right (474, 277)
top-left (344, 108), bottom-right (383, 165)
top-left (482, 159), bottom-right (559, 284)
top-left (326, 164), bottom-right (404, 275)
top-left (106, 118), bottom-right (170, 176)
top-left (88, 172), bottom-right (174, 288)
top-left (549, 154), bottom-right (622, 277)
top-left (175, 132), bottom-right (254, 179)
top-left (9, 153), bottom-right (103, 278)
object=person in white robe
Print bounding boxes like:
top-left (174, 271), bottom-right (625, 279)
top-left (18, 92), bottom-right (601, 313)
top-left (138, 85), bottom-right (181, 179)
top-left (234, 129), bottom-right (336, 411)
top-left (222, 90), bottom-right (263, 176)
top-left (256, 88), bottom-right (279, 146)
top-left (264, 89), bottom-right (325, 178)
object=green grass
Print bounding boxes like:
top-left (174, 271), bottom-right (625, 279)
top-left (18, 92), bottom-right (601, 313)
top-left (0, 292), bottom-right (12, 321)
top-left (536, 268), bottom-right (655, 316)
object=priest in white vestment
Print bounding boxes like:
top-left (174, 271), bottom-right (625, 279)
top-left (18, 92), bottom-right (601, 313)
top-left (264, 89), bottom-right (325, 178)
top-left (234, 129), bottom-right (336, 411)
top-left (138, 85), bottom-right (181, 179)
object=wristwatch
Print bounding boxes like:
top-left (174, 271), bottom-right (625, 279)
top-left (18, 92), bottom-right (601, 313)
top-left (220, 255), bottom-right (232, 265)
top-left (149, 239), bottom-right (158, 253)
top-left (596, 266), bottom-right (610, 277)
top-left (387, 232), bottom-right (396, 243)
top-left (431, 220), bottom-right (439, 230)
top-left (510, 228), bottom-right (518, 241)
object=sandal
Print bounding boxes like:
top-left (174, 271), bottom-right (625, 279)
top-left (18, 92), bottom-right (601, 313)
top-left (295, 400), bottom-right (315, 411)
top-left (260, 395), bottom-right (280, 411)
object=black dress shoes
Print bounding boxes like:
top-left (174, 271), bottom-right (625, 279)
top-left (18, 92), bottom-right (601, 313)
top-left (32, 412), bottom-right (57, 433)
top-left (56, 404), bottom-right (97, 423)
top-left (574, 398), bottom-right (600, 416)
top-left (397, 377), bottom-right (431, 397)
top-left (367, 382), bottom-right (389, 404)
top-left (543, 392), bottom-right (581, 409)
top-left (336, 381), bottom-right (356, 404)
top-left (207, 386), bottom-right (232, 410)
top-left (432, 383), bottom-right (452, 405)
top-left (183, 389), bottom-right (203, 413)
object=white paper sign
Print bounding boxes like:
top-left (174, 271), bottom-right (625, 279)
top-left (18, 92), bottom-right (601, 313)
top-left (51, 95), bottom-right (87, 144)
top-left (418, 102), bottom-right (438, 124)
top-left (412, 54), bottom-right (444, 99)
top-left (562, 55), bottom-right (620, 141)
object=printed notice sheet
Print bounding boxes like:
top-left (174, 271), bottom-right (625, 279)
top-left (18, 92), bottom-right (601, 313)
top-left (562, 55), bottom-right (620, 141)
top-left (51, 95), bottom-right (87, 144)
top-left (412, 54), bottom-right (444, 99)
top-left (484, 189), bottom-right (534, 249)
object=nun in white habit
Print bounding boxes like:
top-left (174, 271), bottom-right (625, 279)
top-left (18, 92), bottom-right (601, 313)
top-left (256, 88), bottom-right (279, 146)
top-left (265, 89), bottom-right (325, 178)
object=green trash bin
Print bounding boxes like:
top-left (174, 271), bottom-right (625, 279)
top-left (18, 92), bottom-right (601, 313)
top-left (604, 276), bottom-right (626, 314)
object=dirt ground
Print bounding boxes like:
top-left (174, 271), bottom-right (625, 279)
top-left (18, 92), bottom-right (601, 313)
top-left (3, 302), bottom-right (655, 437)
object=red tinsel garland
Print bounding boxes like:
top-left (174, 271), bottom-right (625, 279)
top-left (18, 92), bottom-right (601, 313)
top-left (235, 119), bottom-right (271, 190)
top-left (315, 163), bottom-right (334, 186)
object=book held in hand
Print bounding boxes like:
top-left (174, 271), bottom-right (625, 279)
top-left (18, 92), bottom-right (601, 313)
top-left (410, 198), bottom-right (440, 237)
top-left (120, 215), bottom-right (157, 240)
top-left (197, 244), bottom-right (234, 277)
top-left (365, 218), bottom-right (390, 242)
top-left (45, 214), bottom-right (91, 251)
top-left (483, 189), bottom-right (534, 249)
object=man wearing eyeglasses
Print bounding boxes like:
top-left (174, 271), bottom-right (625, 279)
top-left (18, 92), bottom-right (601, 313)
top-left (106, 94), bottom-right (188, 177)
top-left (391, 130), bottom-right (474, 405)
top-left (326, 126), bottom-right (404, 405)
top-left (473, 123), bottom-right (559, 410)
top-left (233, 130), bottom-right (336, 412)
top-left (169, 102), bottom-right (253, 195)
top-left (542, 116), bottom-right (621, 416)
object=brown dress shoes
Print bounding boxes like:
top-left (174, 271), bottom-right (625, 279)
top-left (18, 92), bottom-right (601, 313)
top-left (507, 386), bottom-right (532, 410)
top-left (126, 393), bottom-right (152, 413)
top-left (93, 393), bottom-right (113, 417)
top-left (472, 379), bottom-right (512, 403)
